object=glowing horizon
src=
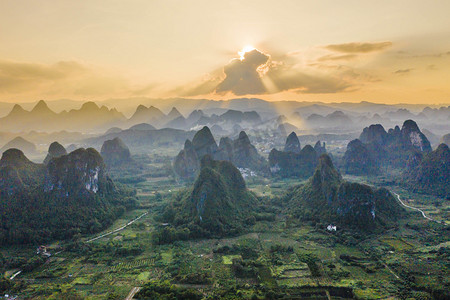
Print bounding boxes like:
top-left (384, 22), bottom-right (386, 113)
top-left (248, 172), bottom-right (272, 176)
top-left (0, 0), bottom-right (450, 104)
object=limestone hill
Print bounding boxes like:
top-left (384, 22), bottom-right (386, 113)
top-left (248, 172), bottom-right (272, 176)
top-left (0, 148), bottom-right (136, 244)
top-left (343, 120), bottom-right (432, 175)
top-left (287, 154), bottom-right (405, 231)
top-left (162, 156), bottom-right (257, 238)
top-left (404, 143), bottom-right (450, 198)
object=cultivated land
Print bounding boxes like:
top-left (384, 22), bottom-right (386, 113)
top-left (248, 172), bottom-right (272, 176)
top-left (1, 149), bottom-right (449, 299)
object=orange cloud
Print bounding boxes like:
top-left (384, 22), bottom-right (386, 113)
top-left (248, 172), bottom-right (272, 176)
top-left (324, 41), bottom-right (392, 53)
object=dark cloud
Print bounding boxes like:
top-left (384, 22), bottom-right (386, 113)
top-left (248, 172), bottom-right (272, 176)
top-left (215, 49), bottom-right (269, 95)
top-left (186, 48), bottom-right (355, 96)
top-left (394, 68), bottom-right (413, 74)
top-left (325, 41), bottom-right (392, 53)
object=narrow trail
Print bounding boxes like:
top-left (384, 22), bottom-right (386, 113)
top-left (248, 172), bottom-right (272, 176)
top-left (392, 192), bottom-right (438, 223)
top-left (10, 270), bottom-right (21, 280)
top-left (125, 287), bottom-right (141, 300)
top-left (86, 212), bottom-right (149, 243)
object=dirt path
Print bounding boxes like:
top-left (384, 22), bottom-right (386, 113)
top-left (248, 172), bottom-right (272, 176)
top-left (86, 212), bottom-right (149, 243)
top-left (125, 287), bottom-right (141, 300)
top-left (10, 270), bottom-right (21, 280)
top-left (393, 192), bottom-right (437, 222)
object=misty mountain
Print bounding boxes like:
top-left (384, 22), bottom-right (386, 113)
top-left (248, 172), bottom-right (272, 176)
top-left (343, 120), bottom-right (432, 174)
top-left (0, 100), bottom-right (126, 133)
top-left (85, 127), bottom-right (196, 152)
top-left (1, 136), bottom-right (37, 157)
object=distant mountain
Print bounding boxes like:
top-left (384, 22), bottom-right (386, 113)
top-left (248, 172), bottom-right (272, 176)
top-left (43, 141), bottom-right (67, 164)
top-left (269, 132), bottom-right (325, 178)
top-left (128, 105), bottom-right (166, 127)
top-left (343, 120), bottom-right (432, 174)
top-left (383, 108), bottom-right (416, 120)
top-left (101, 137), bottom-right (132, 165)
top-left (441, 133), bottom-right (450, 147)
top-left (1, 136), bottom-right (37, 156)
top-left (0, 148), bottom-right (136, 244)
top-left (85, 127), bottom-right (195, 152)
top-left (165, 116), bottom-right (187, 129)
top-left (128, 123), bottom-right (156, 131)
top-left (174, 126), bottom-right (219, 179)
top-left (286, 154), bottom-right (405, 231)
top-left (421, 129), bottom-right (441, 146)
top-left (1, 98), bottom-right (448, 138)
top-left (306, 111), bottom-right (353, 128)
top-left (159, 155), bottom-right (257, 239)
top-left (314, 141), bottom-right (327, 155)
top-left (221, 131), bottom-right (266, 171)
top-left (269, 144), bottom-right (319, 178)
top-left (174, 126), bottom-right (266, 179)
top-left (284, 132), bottom-right (301, 153)
top-left (343, 139), bottom-right (378, 175)
top-left (404, 143), bottom-right (450, 198)
top-left (0, 100), bottom-right (125, 133)
top-left (166, 107), bottom-right (183, 121)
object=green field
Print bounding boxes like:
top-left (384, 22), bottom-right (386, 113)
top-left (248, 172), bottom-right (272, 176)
top-left (1, 161), bottom-right (449, 299)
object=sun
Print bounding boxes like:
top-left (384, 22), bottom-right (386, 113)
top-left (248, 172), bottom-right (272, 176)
top-left (238, 45), bottom-right (256, 60)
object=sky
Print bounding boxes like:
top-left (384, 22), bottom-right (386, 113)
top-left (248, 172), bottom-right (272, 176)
top-left (1, 0), bottom-right (450, 104)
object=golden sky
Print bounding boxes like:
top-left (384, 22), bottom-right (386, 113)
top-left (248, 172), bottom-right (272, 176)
top-left (1, 0), bottom-right (450, 104)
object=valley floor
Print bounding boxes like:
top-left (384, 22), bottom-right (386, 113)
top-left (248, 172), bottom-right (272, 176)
top-left (1, 175), bottom-right (449, 299)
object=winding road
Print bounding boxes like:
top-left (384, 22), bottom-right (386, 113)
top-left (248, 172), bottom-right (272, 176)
top-left (86, 211), bottom-right (149, 243)
top-left (125, 287), bottom-right (141, 300)
top-left (393, 192), bottom-right (437, 223)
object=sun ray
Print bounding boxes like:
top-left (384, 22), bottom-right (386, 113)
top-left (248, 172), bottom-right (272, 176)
top-left (238, 45), bottom-right (256, 60)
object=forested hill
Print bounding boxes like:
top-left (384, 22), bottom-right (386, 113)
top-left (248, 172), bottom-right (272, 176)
top-left (0, 148), bottom-right (137, 245)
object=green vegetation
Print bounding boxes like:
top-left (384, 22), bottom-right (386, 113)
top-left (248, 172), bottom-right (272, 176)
top-left (0, 133), bottom-right (448, 299)
top-left (403, 143), bottom-right (450, 199)
top-left (0, 148), bottom-right (137, 244)
top-left (156, 155), bottom-right (258, 241)
top-left (286, 154), bottom-right (405, 232)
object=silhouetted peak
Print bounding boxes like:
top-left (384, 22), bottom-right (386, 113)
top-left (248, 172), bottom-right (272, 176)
top-left (48, 142), bottom-right (67, 156)
top-left (238, 131), bottom-right (249, 140)
top-left (168, 107), bottom-right (182, 118)
top-left (184, 139), bottom-right (194, 149)
top-left (191, 126), bottom-right (218, 157)
top-left (401, 119), bottom-right (420, 133)
top-left (284, 132), bottom-right (301, 153)
top-left (129, 123), bottom-right (156, 131)
top-left (32, 100), bottom-right (52, 113)
top-left (44, 142), bottom-right (67, 164)
top-left (360, 124), bottom-right (387, 144)
top-left (0, 148), bottom-right (31, 167)
top-left (80, 101), bottom-right (99, 111)
top-left (193, 126), bottom-right (214, 143)
top-left (136, 104), bottom-right (147, 112)
top-left (401, 120), bottom-right (431, 152)
top-left (311, 154), bottom-right (341, 189)
top-left (314, 140), bottom-right (326, 155)
top-left (10, 104), bottom-right (26, 114)
top-left (219, 137), bottom-right (232, 149)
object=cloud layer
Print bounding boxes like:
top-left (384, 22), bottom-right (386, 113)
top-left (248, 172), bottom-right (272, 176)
top-left (216, 50), bottom-right (269, 95)
top-left (324, 41), bottom-right (392, 53)
top-left (189, 46), bottom-right (364, 96)
top-left (0, 60), bottom-right (131, 99)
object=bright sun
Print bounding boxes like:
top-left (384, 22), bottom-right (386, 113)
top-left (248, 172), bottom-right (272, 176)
top-left (238, 45), bottom-right (256, 60)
